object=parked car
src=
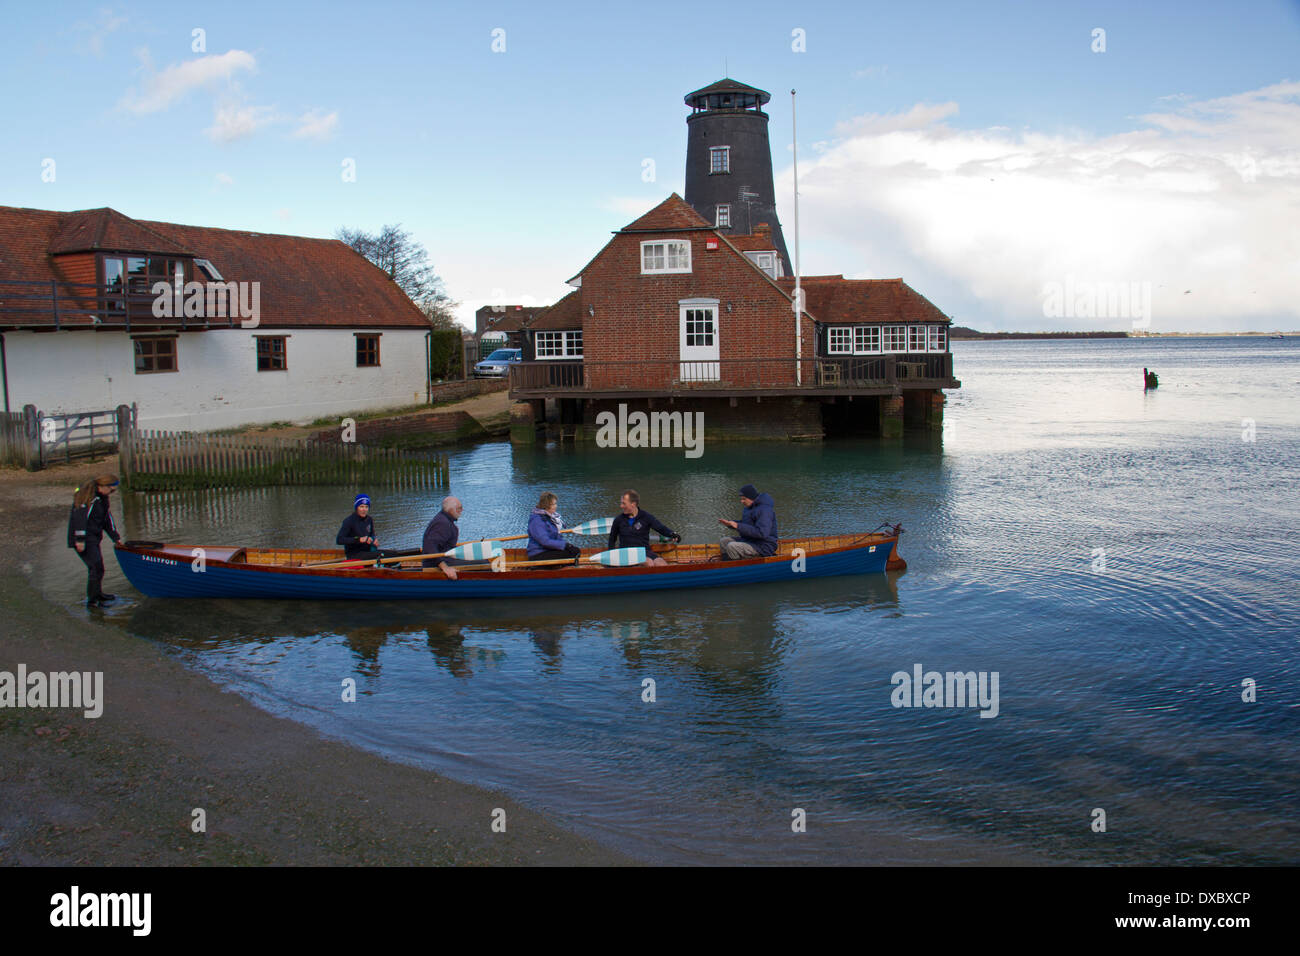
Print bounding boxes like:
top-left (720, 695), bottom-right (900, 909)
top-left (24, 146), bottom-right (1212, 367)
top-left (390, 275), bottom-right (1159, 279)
top-left (473, 348), bottom-right (522, 377)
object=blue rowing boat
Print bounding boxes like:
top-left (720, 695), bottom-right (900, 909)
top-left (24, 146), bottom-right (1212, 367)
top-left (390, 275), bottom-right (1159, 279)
top-left (112, 532), bottom-right (903, 600)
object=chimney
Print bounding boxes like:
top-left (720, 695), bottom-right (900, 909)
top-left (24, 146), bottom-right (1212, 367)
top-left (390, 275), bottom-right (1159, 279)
top-left (754, 222), bottom-right (771, 237)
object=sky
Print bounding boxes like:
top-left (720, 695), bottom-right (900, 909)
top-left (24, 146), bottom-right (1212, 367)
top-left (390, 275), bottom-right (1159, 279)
top-left (2, 0), bottom-right (1298, 332)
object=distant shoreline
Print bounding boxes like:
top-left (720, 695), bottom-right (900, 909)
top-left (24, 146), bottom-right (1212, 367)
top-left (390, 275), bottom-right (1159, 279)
top-left (951, 328), bottom-right (1293, 340)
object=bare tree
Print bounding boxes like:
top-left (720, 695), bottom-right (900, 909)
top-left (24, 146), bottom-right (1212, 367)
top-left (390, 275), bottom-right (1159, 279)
top-left (337, 223), bottom-right (461, 329)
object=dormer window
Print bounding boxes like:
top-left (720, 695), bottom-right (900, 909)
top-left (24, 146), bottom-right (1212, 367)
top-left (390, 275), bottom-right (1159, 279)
top-left (744, 250), bottom-right (782, 279)
top-left (710, 146), bottom-right (730, 174)
top-left (716, 204), bottom-right (731, 228)
top-left (641, 240), bottom-right (691, 274)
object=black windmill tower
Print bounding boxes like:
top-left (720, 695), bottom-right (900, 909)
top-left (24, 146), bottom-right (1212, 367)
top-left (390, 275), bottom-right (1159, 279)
top-left (683, 77), bottom-right (792, 275)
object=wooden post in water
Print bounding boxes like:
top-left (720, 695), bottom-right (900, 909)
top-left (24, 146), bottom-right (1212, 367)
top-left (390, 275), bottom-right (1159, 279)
top-left (116, 405), bottom-right (133, 485)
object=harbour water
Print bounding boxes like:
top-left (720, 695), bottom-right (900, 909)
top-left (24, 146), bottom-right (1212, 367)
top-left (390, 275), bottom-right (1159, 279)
top-left (36, 336), bottom-right (1300, 864)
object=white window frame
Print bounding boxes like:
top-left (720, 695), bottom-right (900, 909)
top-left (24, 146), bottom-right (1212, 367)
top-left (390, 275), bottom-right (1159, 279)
top-left (883, 325), bottom-right (908, 353)
top-left (641, 239), bottom-right (692, 274)
top-left (827, 327), bottom-right (853, 354)
top-left (854, 326), bottom-right (881, 354)
top-left (709, 146), bottom-right (730, 174)
top-left (716, 204), bottom-right (730, 227)
top-left (908, 326), bottom-right (927, 352)
top-left (927, 325), bottom-right (947, 352)
top-left (535, 330), bottom-right (583, 360)
top-left (744, 250), bottom-right (779, 279)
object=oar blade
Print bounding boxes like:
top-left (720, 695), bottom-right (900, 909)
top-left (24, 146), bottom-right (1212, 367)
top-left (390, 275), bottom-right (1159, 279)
top-left (447, 540), bottom-right (501, 562)
top-left (592, 547), bottom-right (646, 567)
top-left (568, 516), bottom-right (615, 536)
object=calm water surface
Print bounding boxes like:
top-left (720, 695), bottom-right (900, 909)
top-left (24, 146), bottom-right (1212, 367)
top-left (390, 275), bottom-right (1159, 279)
top-left (37, 337), bottom-right (1300, 864)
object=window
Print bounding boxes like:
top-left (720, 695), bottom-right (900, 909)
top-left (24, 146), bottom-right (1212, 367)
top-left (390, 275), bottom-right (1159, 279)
top-left (855, 326), bottom-right (881, 353)
top-left (535, 330), bottom-right (583, 359)
top-left (114, 255), bottom-right (185, 295)
top-left (827, 327), bottom-right (853, 354)
top-left (908, 326), bottom-right (927, 352)
top-left (928, 325), bottom-right (947, 352)
top-left (256, 336), bottom-right (287, 371)
top-left (641, 240), bottom-right (692, 274)
top-left (356, 334), bottom-right (380, 367)
top-left (709, 146), bottom-right (730, 174)
top-left (744, 251), bottom-right (781, 279)
top-left (683, 308), bottom-right (715, 347)
top-left (883, 325), bottom-right (908, 352)
top-left (133, 336), bottom-right (177, 373)
top-left (716, 204), bottom-right (731, 228)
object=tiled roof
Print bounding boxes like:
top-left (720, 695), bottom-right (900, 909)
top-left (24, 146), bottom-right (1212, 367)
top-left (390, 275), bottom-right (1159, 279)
top-left (529, 290), bottom-right (583, 330)
top-left (618, 193), bottom-right (713, 233)
top-left (685, 78), bottom-right (771, 103)
top-left (726, 233), bottom-right (780, 252)
top-left (49, 207), bottom-right (195, 255)
top-left (776, 276), bottom-right (951, 325)
top-left (480, 306), bottom-right (543, 334)
top-left (0, 205), bottom-right (432, 329)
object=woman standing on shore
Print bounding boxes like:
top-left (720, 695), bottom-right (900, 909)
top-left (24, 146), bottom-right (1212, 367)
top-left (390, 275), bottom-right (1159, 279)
top-left (67, 474), bottom-right (122, 606)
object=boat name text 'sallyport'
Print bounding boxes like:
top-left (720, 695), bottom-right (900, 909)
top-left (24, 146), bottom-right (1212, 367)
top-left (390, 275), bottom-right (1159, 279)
top-left (142, 555), bottom-right (180, 566)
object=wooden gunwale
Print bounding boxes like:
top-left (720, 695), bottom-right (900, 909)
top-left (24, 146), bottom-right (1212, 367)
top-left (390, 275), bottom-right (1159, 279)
top-left (117, 533), bottom-right (897, 581)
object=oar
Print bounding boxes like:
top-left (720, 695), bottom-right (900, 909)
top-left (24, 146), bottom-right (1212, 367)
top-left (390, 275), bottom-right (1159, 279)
top-left (419, 546), bottom-right (649, 574)
top-left (311, 539), bottom-right (502, 570)
top-left (475, 516), bottom-right (616, 545)
top-left (504, 547), bottom-right (646, 569)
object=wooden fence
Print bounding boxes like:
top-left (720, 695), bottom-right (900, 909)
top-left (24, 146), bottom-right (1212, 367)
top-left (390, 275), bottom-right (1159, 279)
top-left (120, 428), bottom-right (450, 491)
top-left (0, 404), bottom-right (132, 469)
top-left (0, 411), bottom-right (29, 467)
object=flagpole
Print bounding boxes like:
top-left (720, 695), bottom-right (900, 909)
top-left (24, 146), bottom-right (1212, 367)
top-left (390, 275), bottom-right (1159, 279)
top-left (791, 89), bottom-right (802, 386)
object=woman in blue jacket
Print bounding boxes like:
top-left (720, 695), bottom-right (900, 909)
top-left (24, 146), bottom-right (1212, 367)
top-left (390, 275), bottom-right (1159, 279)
top-left (527, 492), bottom-right (581, 564)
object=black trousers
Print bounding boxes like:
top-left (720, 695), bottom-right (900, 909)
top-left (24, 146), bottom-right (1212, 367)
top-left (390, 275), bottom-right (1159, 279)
top-left (77, 540), bottom-right (105, 602)
top-left (531, 543), bottom-right (581, 563)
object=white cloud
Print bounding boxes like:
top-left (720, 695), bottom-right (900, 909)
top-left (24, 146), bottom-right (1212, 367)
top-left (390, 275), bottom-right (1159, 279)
top-left (206, 103), bottom-right (277, 142)
top-left (74, 8), bottom-right (127, 56)
top-left (292, 109), bottom-right (339, 141)
top-left (215, 172), bottom-right (234, 187)
top-left (781, 82), bottom-right (1300, 330)
top-left (121, 49), bottom-right (257, 113)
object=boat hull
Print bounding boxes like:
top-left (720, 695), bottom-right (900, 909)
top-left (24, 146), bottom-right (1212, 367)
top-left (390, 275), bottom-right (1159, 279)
top-left (113, 536), bottom-right (898, 600)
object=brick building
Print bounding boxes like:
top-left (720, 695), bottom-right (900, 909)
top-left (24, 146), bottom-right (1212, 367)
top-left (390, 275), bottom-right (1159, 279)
top-left (509, 194), bottom-right (960, 441)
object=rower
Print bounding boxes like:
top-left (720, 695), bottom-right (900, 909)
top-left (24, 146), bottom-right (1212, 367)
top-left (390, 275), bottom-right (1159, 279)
top-left (608, 490), bottom-right (680, 566)
top-left (337, 493), bottom-right (380, 560)
top-left (422, 496), bottom-right (465, 580)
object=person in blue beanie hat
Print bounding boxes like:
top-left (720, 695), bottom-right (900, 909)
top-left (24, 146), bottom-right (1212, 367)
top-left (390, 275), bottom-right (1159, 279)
top-left (337, 493), bottom-right (380, 560)
top-left (718, 483), bottom-right (778, 559)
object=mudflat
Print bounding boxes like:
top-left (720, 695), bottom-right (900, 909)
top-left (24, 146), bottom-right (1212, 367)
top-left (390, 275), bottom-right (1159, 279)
top-left (0, 460), bottom-right (630, 866)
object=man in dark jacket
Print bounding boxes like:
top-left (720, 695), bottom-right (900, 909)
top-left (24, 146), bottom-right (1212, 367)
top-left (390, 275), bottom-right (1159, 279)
top-left (718, 483), bottom-right (778, 559)
top-left (336, 493), bottom-right (379, 560)
top-left (608, 490), bottom-right (680, 566)
top-left (422, 496), bottom-right (464, 579)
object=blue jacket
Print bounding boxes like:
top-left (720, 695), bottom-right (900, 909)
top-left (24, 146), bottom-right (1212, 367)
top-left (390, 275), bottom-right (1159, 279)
top-left (527, 509), bottom-right (566, 558)
top-left (422, 509), bottom-right (459, 567)
top-left (734, 492), bottom-right (778, 556)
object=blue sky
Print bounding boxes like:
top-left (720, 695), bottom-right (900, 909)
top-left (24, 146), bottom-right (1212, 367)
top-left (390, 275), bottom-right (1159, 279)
top-left (3, 0), bottom-right (1298, 331)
